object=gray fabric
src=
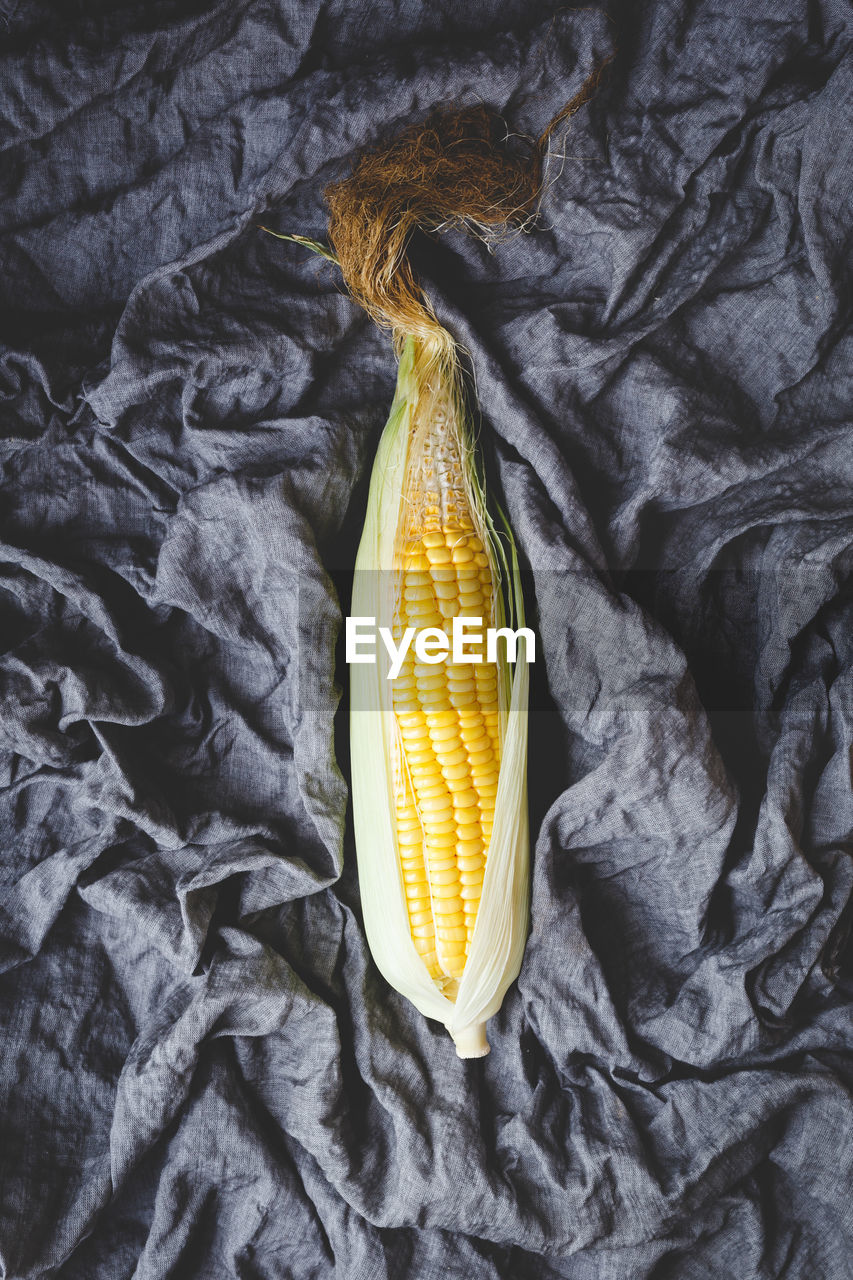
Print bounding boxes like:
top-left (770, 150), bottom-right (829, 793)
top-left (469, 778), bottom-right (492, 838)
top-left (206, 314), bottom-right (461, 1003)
top-left (1, 0), bottom-right (852, 1275)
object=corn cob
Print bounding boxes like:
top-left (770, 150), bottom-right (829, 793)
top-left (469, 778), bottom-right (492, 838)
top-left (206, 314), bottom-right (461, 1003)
top-left (350, 336), bottom-right (530, 1057)
top-left (269, 70), bottom-right (606, 1054)
top-left (389, 394), bottom-right (502, 983)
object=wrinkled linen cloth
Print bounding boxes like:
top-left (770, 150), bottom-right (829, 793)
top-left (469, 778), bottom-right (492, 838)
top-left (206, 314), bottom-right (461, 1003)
top-left (1, 0), bottom-right (852, 1276)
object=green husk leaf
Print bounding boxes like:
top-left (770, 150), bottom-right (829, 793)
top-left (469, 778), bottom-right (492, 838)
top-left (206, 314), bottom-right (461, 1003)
top-left (257, 227), bottom-right (339, 265)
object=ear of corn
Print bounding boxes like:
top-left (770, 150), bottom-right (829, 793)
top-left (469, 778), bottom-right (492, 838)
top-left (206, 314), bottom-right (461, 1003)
top-left (350, 337), bottom-right (530, 1058)
top-left (270, 73), bottom-right (609, 1055)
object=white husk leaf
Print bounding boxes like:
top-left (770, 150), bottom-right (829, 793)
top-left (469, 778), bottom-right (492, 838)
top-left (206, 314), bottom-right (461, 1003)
top-left (350, 337), bottom-right (530, 1056)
